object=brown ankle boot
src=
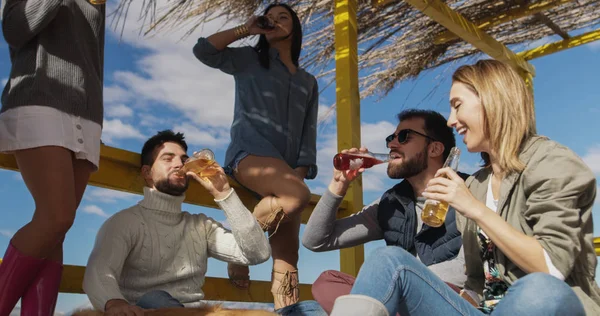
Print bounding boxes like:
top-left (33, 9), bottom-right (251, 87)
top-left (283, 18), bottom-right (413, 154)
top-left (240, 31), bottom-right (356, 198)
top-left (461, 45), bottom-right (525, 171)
top-left (271, 269), bottom-right (299, 309)
top-left (258, 197), bottom-right (287, 237)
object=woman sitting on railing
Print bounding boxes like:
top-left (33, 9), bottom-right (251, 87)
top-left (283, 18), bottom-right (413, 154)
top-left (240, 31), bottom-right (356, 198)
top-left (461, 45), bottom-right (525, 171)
top-left (0, 0), bottom-right (105, 315)
top-left (329, 59), bottom-right (599, 316)
top-left (192, 3), bottom-right (318, 311)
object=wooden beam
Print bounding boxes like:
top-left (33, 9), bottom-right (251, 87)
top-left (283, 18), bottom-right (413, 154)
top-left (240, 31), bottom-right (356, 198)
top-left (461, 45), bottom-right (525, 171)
top-left (403, 0), bottom-right (536, 77)
top-left (371, 0), bottom-right (398, 6)
top-left (518, 28), bottom-right (600, 60)
top-left (334, 0), bottom-right (365, 277)
top-left (0, 146), bottom-right (349, 225)
top-left (434, 0), bottom-right (572, 44)
top-left (533, 12), bottom-right (570, 40)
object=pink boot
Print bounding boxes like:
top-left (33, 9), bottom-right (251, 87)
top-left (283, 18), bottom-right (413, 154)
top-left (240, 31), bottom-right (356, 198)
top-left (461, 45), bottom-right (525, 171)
top-left (21, 260), bottom-right (63, 316)
top-left (0, 242), bottom-right (45, 315)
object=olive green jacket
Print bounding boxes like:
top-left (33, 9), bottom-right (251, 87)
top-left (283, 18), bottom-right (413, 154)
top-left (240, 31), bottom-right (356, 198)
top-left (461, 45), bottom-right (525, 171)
top-left (458, 136), bottom-right (599, 315)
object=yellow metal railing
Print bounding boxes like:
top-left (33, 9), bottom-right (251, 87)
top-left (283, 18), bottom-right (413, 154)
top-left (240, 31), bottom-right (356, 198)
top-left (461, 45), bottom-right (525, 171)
top-left (1, 0), bottom-right (599, 306)
top-left (0, 145), bottom-right (354, 302)
top-left (0, 259), bottom-right (313, 302)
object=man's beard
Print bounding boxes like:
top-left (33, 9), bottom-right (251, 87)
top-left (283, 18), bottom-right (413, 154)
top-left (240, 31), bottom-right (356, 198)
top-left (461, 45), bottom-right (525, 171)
top-left (387, 146), bottom-right (428, 179)
top-left (154, 172), bottom-right (189, 196)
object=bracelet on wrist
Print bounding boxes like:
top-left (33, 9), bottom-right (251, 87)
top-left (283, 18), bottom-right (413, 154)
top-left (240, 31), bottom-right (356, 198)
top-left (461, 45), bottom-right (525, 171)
top-left (233, 24), bottom-right (249, 39)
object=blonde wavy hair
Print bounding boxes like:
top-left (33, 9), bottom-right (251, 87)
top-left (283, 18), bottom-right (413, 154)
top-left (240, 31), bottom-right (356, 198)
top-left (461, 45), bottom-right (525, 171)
top-left (452, 59), bottom-right (536, 174)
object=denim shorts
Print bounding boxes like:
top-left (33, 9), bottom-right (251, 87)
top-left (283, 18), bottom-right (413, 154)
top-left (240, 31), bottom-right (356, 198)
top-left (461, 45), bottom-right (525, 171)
top-left (275, 300), bottom-right (328, 316)
top-left (224, 151), bottom-right (263, 200)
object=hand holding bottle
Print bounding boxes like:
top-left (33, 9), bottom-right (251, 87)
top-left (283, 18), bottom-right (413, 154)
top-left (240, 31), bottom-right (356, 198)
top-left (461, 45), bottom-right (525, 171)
top-left (244, 15), bottom-right (275, 35)
top-left (328, 147), bottom-right (369, 196)
top-left (423, 167), bottom-right (482, 221)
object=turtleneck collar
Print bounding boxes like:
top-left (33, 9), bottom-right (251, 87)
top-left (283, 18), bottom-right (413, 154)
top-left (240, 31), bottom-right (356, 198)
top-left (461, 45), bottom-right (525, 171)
top-left (139, 187), bottom-right (185, 214)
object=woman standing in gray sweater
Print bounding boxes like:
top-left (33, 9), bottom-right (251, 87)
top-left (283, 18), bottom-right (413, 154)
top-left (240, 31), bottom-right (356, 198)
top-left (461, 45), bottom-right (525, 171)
top-left (0, 0), bottom-right (105, 315)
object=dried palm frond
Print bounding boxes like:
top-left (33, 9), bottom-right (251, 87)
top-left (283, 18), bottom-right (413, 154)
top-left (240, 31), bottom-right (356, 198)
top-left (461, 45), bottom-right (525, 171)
top-left (114, 0), bottom-right (600, 98)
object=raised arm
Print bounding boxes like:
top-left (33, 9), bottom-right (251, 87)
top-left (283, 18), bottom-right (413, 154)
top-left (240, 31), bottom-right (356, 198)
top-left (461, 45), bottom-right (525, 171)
top-left (187, 166), bottom-right (270, 265)
top-left (192, 16), bottom-right (268, 74)
top-left (425, 143), bottom-right (596, 278)
top-left (205, 189), bottom-right (270, 264)
top-left (2, 0), bottom-right (65, 49)
top-left (303, 148), bottom-right (384, 251)
top-left (302, 189), bottom-right (383, 252)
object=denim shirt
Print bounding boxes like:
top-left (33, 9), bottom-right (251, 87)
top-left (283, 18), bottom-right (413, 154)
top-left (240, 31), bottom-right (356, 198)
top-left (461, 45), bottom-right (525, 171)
top-left (193, 38), bottom-right (318, 179)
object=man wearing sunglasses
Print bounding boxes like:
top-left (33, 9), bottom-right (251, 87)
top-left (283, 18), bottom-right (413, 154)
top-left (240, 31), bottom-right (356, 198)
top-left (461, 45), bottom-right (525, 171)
top-left (303, 109), bottom-right (469, 314)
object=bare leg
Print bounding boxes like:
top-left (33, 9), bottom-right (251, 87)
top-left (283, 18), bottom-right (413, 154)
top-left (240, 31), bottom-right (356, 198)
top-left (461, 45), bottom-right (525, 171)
top-left (0, 146), bottom-right (92, 315)
top-left (270, 214), bottom-right (301, 309)
top-left (47, 158), bottom-right (95, 263)
top-left (234, 156), bottom-right (311, 226)
top-left (227, 155), bottom-right (310, 308)
top-left (11, 146), bottom-right (84, 258)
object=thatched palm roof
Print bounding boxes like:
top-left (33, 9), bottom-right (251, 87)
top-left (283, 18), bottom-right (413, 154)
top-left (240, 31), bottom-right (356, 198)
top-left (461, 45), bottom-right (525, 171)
top-left (115, 0), bottom-right (600, 99)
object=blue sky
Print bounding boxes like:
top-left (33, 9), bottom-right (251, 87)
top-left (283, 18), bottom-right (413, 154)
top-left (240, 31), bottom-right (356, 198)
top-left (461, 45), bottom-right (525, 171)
top-left (0, 3), bottom-right (599, 315)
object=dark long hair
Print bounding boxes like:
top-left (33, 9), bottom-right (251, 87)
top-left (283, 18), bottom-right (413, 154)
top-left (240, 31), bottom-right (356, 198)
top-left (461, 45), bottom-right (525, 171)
top-left (254, 3), bottom-right (303, 69)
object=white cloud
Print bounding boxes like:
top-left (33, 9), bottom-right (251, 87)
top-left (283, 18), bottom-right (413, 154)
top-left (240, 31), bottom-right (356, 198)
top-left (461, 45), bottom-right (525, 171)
top-left (318, 104), bottom-right (336, 125)
top-left (101, 118), bottom-right (145, 144)
top-left (582, 145), bottom-right (600, 175)
top-left (102, 0), bottom-right (240, 133)
top-left (172, 122), bottom-right (230, 149)
top-left (84, 187), bottom-right (137, 203)
top-left (588, 40), bottom-right (600, 52)
top-left (104, 85), bottom-right (133, 104)
top-left (1, 78), bottom-right (7, 86)
top-left (106, 104), bottom-right (134, 118)
top-left (82, 205), bottom-right (109, 218)
top-left (0, 229), bottom-right (13, 238)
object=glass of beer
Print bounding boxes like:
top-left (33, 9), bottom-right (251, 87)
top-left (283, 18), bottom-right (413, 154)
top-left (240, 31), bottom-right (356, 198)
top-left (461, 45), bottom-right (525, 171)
top-left (178, 148), bottom-right (220, 178)
top-left (421, 147), bottom-right (461, 227)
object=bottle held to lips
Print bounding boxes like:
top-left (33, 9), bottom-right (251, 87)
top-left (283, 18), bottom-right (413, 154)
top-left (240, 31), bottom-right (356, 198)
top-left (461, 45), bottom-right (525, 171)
top-left (178, 149), bottom-right (219, 178)
top-left (421, 147), bottom-right (461, 227)
top-left (256, 16), bottom-right (275, 30)
top-left (333, 152), bottom-right (391, 171)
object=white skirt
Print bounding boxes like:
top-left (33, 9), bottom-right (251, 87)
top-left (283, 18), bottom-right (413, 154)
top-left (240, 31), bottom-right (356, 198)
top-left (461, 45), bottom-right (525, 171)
top-left (0, 106), bottom-right (102, 170)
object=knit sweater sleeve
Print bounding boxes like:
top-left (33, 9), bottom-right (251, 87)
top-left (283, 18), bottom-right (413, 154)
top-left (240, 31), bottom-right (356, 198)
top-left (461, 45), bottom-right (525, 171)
top-left (302, 189), bottom-right (383, 252)
top-left (83, 210), bottom-right (138, 311)
top-left (205, 189), bottom-right (270, 265)
top-left (2, 0), bottom-right (64, 48)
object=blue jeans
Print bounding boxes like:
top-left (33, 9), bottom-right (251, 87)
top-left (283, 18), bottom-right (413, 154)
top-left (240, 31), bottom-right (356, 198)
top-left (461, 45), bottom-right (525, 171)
top-left (275, 300), bottom-right (328, 316)
top-left (350, 246), bottom-right (585, 316)
top-left (136, 290), bottom-right (184, 309)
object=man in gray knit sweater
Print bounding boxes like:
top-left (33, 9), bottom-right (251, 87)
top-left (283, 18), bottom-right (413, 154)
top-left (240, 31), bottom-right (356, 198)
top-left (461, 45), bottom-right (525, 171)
top-left (83, 131), bottom-right (271, 314)
top-left (302, 109), bottom-right (468, 314)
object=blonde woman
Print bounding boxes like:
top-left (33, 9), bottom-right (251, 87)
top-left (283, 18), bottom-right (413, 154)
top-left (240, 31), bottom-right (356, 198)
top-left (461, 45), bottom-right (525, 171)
top-left (329, 60), bottom-right (598, 316)
top-left (0, 0), bottom-right (105, 315)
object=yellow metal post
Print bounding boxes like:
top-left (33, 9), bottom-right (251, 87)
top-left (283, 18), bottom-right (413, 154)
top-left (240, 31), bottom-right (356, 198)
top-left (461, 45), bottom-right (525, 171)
top-left (402, 0), bottom-right (536, 79)
top-left (334, 0), bottom-right (364, 277)
top-left (518, 29), bottom-right (600, 61)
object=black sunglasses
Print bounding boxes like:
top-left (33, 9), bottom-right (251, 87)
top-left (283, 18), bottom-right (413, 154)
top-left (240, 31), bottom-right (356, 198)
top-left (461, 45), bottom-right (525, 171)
top-left (386, 129), bottom-right (437, 147)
